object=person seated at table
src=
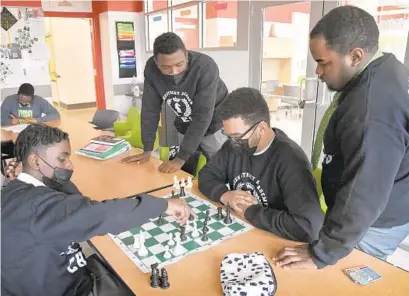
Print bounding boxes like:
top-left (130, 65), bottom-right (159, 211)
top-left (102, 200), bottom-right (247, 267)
top-left (198, 87), bottom-right (323, 242)
top-left (1, 124), bottom-right (191, 296)
top-left (1, 83), bottom-right (60, 126)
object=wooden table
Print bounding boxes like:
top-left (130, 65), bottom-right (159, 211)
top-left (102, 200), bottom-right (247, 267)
top-left (0, 112), bottom-right (189, 200)
top-left (91, 185), bottom-right (409, 296)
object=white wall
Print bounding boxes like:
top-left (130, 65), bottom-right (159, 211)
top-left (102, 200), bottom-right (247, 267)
top-left (99, 12), bottom-right (114, 109)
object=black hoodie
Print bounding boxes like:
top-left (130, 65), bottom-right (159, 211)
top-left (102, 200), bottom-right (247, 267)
top-left (1, 177), bottom-right (167, 296)
top-left (198, 129), bottom-right (323, 242)
top-left (311, 53), bottom-right (409, 268)
top-left (141, 51), bottom-right (228, 161)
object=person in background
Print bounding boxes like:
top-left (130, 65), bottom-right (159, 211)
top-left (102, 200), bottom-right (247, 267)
top-left (1, 124), bottom-right (192, 296)
top-left (1, 83), bottom-right (60, 126)
top-left (122, 32), bottom-right (228, 173)
top-left (275, 6), bottom-right (409, 269)
top-left (199, 87), bottom-right (323, 242)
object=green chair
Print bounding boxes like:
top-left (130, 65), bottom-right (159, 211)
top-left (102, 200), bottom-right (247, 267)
top-left (113, 107), bottom-right (139, 136)
top-left (313, 168), bottom-right (328, 214)
top-left (114, 107), bottom-right (159, 150)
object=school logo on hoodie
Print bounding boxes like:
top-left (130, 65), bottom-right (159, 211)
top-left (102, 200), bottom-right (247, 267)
top-left (232, 172), bottom-right (268, 207)
top-left (163, 90), bottom-right (193, 123)
top-left (60, 242), bottom-right (87, 274)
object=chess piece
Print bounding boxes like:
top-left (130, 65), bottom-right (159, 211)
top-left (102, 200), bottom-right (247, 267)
top-left (173, 236), bottom-right (183, 255)
top-left (187, 176), bottom-right (193, 189)
top-left (171, 190), bottom-right (176, 199)
top-left (157, 214), bottom-right (164, 224)
top-left (173, 176), bottom-right (180, 190)
top-left (180, 186), bottom-right (186, 197)
top-left (191, 220), bottom-right (200, 238)
top-left (160, 268), bottom-right (170, 289)
top-left (181, 178), bottom-right (186, 188)
top-left (137, 231), bottom-right (149, 257)
top-left (224, 203), bottom-right (233, 224)
top-left (163, 245), bottom-right (171, 259)
top-left (180, 226), bottom-right (187, 242)
top-left (201, 224), bottom-right (209, 242)
top-left (202, 220), bottom-right (209, 233)
top-left (205, 210), bottom-right (211, 222)
top-left (150, 264), bottom-right (160, 288)
top-left (216, 207), bottom-right (224, 220)
top-left (132, 234), bottom-right (140, 250)
top-left (189, 213), bottom-right (195, 221)
top-left (167, 232), bottom-right (175, 246)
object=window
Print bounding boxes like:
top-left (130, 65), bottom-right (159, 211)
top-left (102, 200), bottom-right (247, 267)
top-left (203, 0), bottom-right (238, 48)
top-left (146, 12), bottom-right (169, 51)
top-left (342, 0), bottom-right (409, 63)
top-left (144, 0), bottom-right (239, 51)
top-left (172, 5), bottom-right (199, 49)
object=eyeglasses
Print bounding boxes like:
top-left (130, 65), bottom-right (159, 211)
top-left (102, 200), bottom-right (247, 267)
top-left (221, 121), bottom-right (262, 143)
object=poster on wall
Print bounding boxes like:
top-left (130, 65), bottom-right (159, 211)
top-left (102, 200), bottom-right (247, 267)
top-left (41, 0), bottom-right (92, 13)
top-left (0, 7), bottom-right (49, 87)
top-left (116, 21), bottom-right (137, 78)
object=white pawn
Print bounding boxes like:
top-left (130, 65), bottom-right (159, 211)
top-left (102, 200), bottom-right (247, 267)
top-left (173, 236), bottom-right (183, 256)
top-left (173, 176), bottom-right (180, 190)
top-left (167, 232), bottom-right (176, 246)
top-left (163, 245), bottom-right (171, 259)
top-left (191, 220), bottom-right (200, 238)
top-left (187, 176), bottom-right (193, 189)
top-left (137, 231), bottom-right (148, 257)
top-left (185, 220), bottom-right (192, 232)
top-left (132, 234), bottom-right (140, 250)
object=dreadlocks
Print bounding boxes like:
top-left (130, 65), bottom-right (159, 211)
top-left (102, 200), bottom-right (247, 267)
top-left (14, 124), bottom-right (69, 164)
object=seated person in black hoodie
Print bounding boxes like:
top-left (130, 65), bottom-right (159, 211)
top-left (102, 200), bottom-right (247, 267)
top-left (1, 124), bottom-right (191, 296)
top-left (198, 88), bottom-right (323, 242)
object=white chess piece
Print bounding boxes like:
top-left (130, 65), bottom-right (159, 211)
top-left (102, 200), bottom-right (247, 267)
top-left (132, 234), bottom-right (140, 250)
top-left (173, 176), bottom-right (180, 190)
top-left (167, 232), bottom-right (176, 246)
top-left (173, 235), bottom-right (183, 256)
top-left (163, 245), bottom-right (171, 259)
top-left (185, 220), bottom-right (192, 232)
top-left (137, 231), bottom-right (148, 257)
top-left (187, 176), bottom-right (193, 189)
top-left (191, 220), bottom-right (200, 238)
top-left (181, 178), bottom-right (186, 188)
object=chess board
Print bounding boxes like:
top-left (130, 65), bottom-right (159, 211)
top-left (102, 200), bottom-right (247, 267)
top-left (109, 192), bottom-right (253, 273)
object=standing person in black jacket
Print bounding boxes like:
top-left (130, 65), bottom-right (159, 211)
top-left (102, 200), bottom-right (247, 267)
top-left (1, 124), bottom-right (192, 296)
top-left (122, 32), bottom-right (228, 173)
top-left (198, 87), bottom-right (323, 242)
top-left (275, 6), bottom-right (409, 269)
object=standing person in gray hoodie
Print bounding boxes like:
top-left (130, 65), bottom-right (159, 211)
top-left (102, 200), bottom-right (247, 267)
top-left (122, 33), bottom-right (228, 173)
top-left (1, 83), bottom-right (60, 126)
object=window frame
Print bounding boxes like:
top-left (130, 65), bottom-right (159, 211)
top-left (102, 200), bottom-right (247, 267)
top-left (143, 0), bottom-right (242, 52)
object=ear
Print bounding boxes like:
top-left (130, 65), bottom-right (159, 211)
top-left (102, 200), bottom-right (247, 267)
top-left (349, 48), bottom-right (364, 67)
top-left (27, 153), bottom-right (41, 171)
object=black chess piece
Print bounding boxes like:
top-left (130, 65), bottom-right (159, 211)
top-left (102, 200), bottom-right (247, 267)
top-left (160, 268), bottom-right (170, 289)
top-left (180, 226), bottom-right (187, 241)
top-left (150, 263), bottom-right (160, 288)
top-left (189, 213), bottom-right (195, 221)
top-left (224, 203), bottom-right (233, 224)
top-left (171, 191), bottom-right (176, 199)
top-left (179, 186), bottom-right (186, 197)
top-left (216, 207), bottom-right (224, 220)
top-left (201, 225), bottom-right (209, 242)
top-left (205, 210), bottom-right (211, 222)
top-left (202, 220), bottom-right (209, 233)
top-left (157, 215), bottom-right (164, 224)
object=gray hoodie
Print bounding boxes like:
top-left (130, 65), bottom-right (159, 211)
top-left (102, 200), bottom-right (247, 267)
top-left (1, 94), bottom-right (60, 125)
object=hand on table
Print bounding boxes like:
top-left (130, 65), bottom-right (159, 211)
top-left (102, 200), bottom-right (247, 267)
top-left (273, 244), bottom-right (318, 270)
top-left (165, 198), bottom-right (193, 225)
top-left (21, 118), bottom-right (37, 124)
top-left (159, 158), bottom-right (185, 174)
top-left (5, 159), bottom-right (22, 180)
top-left (121, 152), bottom-right (151, 164)
top-left (220, 190), bottom-right (258, 216)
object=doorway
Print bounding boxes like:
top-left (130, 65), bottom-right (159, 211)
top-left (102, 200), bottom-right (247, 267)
top-left (44, 17), bottom-right (97, 110)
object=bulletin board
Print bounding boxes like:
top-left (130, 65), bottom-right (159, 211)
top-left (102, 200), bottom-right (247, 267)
top-left (116, 21), bottom-right (137, 78)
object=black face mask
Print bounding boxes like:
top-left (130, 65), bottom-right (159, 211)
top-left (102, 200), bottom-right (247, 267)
top-left (231, 135), bottom-right (260, 156)
top-left (163, 71), bottom-right (186, 85)
top-left (37, 155), bottom-right (73, 187)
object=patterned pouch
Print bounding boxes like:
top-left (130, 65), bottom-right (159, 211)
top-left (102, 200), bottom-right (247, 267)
top-left (220, 252), bottom-right (277, 296)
